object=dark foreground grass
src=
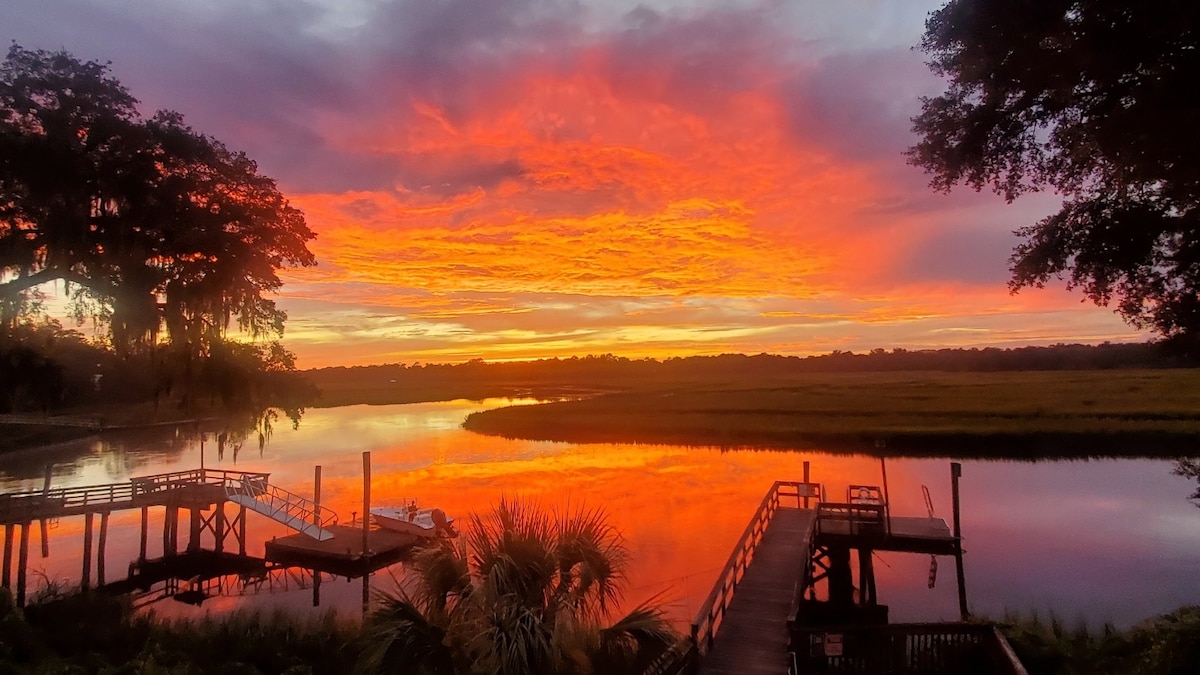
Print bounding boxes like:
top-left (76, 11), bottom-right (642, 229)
top-left (996, 606), bottom-right (1200, 675)
top-left (0, 588), bottom-right (357, 674)
top-left (463, 369), bottom-right (1200, 456)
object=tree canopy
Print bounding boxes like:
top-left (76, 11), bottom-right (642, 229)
top-left (909, 1), bottom-right (1200, 342)
top-left (0, 44), bottom-right (315, 356)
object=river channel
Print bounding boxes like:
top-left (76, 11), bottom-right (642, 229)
top-left (2, 398), bottom-right (1198, 628)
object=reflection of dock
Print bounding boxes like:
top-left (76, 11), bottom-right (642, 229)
top-left (649, 463), bottom-right (1028, 675)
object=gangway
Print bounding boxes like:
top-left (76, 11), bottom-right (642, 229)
top-left (224, 475), bottom-right (337, 541)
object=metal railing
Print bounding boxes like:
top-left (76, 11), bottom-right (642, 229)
top-left (224, 474), bottom-right (338, 534)
top-left (790, 622), bottom-right (1028, 675)
top-left (816, 502), bottom-right (889, 537)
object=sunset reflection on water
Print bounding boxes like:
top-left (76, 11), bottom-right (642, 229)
top-left (2, 399), bottom-right (1198, 627)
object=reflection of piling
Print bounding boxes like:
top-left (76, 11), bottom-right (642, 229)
top-left (362, 451), bottom-right (372, 617)
top-left (951, 462), bottom-right (968, 620)
top-left (2, 524), bottom-right (13, 588)
top-left (16, 523), bottom-right (29, 607)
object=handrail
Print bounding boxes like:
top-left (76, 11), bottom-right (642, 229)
top-left (688, 480), bottom-right (822, 658)
top-left (789, 622), bottom-right (1028, 675)
top-left (1, 469), bottom-right (272, 524)
top-left (225, 475), bottom-right (338, 531)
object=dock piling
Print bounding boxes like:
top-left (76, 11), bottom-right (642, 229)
top-left (97, 512), bottom-right (109, 586)
top-left (16, 523), bottom-right (29, 607)
top-left (951, 462), bottom-right (967, 620)
top-left (2, 523), bottom-right (12, 587)
top-left (82, 512), bottom-right (94, 590)
top-left (362, 452), bottom-right (371, 558)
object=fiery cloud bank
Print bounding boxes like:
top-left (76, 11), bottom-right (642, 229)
top-left (2, 0), bottom-right (1145, 366)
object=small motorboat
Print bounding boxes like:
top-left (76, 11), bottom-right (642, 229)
top-left (370, 501), bottom-right (457, 539)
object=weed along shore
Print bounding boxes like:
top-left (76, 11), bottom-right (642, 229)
top-left (462, 369), bottom-right (1200, 455)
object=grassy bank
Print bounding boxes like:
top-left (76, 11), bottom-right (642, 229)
top-left (462, 369), bottom-right (1200, 456)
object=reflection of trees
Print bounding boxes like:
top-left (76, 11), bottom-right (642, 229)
top-left (1174, 459), bottom-right (1200, 507)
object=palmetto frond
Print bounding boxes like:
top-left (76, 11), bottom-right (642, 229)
top-left (554, 503), bottom-right (627, 619)
top-left (591, 600), bottom-right (678, 675)
top-left (357, 591), bottom-right (454, 675)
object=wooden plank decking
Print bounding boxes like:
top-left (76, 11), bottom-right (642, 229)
top-left (699, 508), bottom-right (817, 675)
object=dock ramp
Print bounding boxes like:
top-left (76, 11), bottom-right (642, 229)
top-left (225, 476), bottom-right (337, 541)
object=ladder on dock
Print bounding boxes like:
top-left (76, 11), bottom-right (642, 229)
top-left (224, 476), bottom-right (337, 541)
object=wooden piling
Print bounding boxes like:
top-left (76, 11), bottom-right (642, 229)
top-left (39, 519), bottom-right (49, 558)
top-left (803, 461), bottom-right (811, 508)
top-left (16, 523), bottom-right (29, 607)
top-left (215, 501), bottom-right (226, 553)
top-left (97, 512), bottom-right (109, 586)
top-left (82, 512), bottom-right (94, 590)
top-left (2, 523), bottom-right (13, 588)
top-left (951, 462), bottom-right (968, 620)
top-left (314, 465), bottom-right (322, 529)
top-left (139, 506), bottom-right (148, 560)
top-left (238, 505), bottom-right (247, 556)
top-left (188, 508), bottom-right (202, 552)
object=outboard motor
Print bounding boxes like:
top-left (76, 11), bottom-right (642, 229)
top-left (431, 508), bottom-right (458, 538)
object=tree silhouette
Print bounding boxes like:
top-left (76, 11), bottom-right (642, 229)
top-left (0, 45), bottom-right (315, 358)
top-left (909, 2), bottom-right (1200, 343)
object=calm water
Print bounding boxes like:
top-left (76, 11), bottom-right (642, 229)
top-left (2, 398), bottom-right (1198, 627)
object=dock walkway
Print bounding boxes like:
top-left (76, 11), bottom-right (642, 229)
top-left (699, 508), bottom-right (817, 675)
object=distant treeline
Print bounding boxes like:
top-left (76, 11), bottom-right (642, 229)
top-left (307, 342), bottom-right (1193, 407)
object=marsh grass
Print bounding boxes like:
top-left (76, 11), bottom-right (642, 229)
top-left (463, 370), bottom-right (1200, 455)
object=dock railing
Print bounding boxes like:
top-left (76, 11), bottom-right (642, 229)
top-left (1, 469), bottom-right (271, 524)
top-left (789, 622), bottom-right (1028, 675)
top-left (645, 480), bottom-right (822, 675)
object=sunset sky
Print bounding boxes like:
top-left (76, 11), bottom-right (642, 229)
top-left (2, 0), bottom-right (1148, 367)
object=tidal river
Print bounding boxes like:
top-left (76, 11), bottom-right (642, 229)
top-left (2, 398), bottom-right (1198, 627)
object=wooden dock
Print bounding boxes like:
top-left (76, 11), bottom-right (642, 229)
top-left (699, 508), bottom-right (817, 675)
top-left (648, 466), bottom-right (983, 675)
top-left (265, 524), bottom-right (420, 576)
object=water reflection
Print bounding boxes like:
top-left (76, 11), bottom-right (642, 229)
top-left (2, 398), bottom-right (1199, 628)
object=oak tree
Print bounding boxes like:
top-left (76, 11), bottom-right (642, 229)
top-left (909, 1), bottom-right (1200, 342)
top-left (0, 45), bottom-right (315, 356)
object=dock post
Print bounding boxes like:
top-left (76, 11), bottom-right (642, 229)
top-left (828, 546), bottom-right (854, 606)
top-left (215, 500), bottom-right (226, 553)
top-left (312, 569), bottom-right (321, 607)
top-left (16, 523), bottom-right (29, 607)
top-left (803, 461), bottom-right (811, 508)
top-left (237, 505), bottom-right (247, 556)
top-left (139, 507), bottom-right (148, 560)
top-left (188, 508), bottom-right (202, 553)
top-left (951, 462), bottom-right (968, 620)
top-left (314, 465), bottom-right (322, 529)
top-left (97, 512), bottom-right (109, 586)
top-left (82, 512), bottom-right (94, 591)
top-left (362, 452), bottom-right (371, 557)
top-left (40, 465), bottom-right (52, 559)
top-left (2, 524), bottom-right (13, 588)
